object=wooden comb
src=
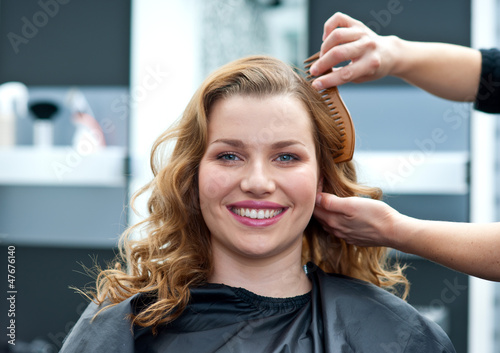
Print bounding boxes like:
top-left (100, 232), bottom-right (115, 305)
top-left (304, 52), bottom-right (355, 163)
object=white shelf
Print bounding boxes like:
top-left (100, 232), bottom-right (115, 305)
top-left (354, 151), bottom-right (469, 195)
top-left (0, 146), bottom-right (127, 187)
top-left (0, 233), bottom-right (120, 248)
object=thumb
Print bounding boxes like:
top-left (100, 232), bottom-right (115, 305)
top-left (316, 192), bottom-right (344, 212)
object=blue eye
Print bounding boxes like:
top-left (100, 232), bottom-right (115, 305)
top-left (276, 154), bottom-right (296, 162)
top-left (223, 154), bottom-right (237, 160)
top-left (218, 153), bottom-right (240, 161)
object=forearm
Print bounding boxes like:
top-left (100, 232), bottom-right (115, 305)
top-left (390, 38), bottom-right (482, 102)
top-left (393, 216), bottom-right (500, 281)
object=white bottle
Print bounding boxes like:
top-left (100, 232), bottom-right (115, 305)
top-left (0, 82), bottom-right (28, 146)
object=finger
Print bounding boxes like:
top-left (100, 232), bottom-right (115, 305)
top-left (349, 54), bottom-right (384, 83)
top-left (311, 44), bottom-right (358, 78)
top-left (310, 47), bottom-right (351, 80)
top-left (310, 31), bottom-right (363, 77)
top-left (313, 50), bottom-right (381, 88)
top-left (313, 212), bottom-right (338, 237)
top-left (312, 64), bottom-right (353, 88)
top-left (324, 227), bottom-right (372, 247)
top-left (316, 192), bottom-right (349, 213)
top-left (320, 27), bottom-right (364, 58)
top-left (312, 205), bottom-right (331, 225)
top-left (313, 200), bottom-right (351, 231)
top-left (330, 230), bottom-right (348, 242)
top-left (324, 229), bottom-right (361, 247)
top-left (312, 35), bottom-right (377, 81)
top-left (313, 204), bottom-right (341, 229)
top-left (316, 194), bottom-right (359, 225)
top-left (323, 12), bottom-right (358, 41)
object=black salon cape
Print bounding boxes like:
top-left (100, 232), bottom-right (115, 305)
top-left (60, 263), bottom-right (455, 353)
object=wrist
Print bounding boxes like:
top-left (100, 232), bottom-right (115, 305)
top-left (385, 212), bottom-right (415, 252)
top-left (385, 35), bottom-right (409, 78)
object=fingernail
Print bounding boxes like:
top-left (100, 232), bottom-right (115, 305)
top-left (312, 80), bottom-right (323, 90)
top-left (310, 65), bottom-right (317, 76)
top-left (316, 193), bottom-right (322, 205)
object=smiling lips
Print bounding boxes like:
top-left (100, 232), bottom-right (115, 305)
top-left (231, 207), bottom-right (284, 219)
top-left (227, 201), bottom-right (287, 227)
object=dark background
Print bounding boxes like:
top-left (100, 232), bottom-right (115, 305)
top-left (0, 0), bottom-right (131, 85)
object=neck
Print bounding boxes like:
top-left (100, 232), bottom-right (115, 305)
top-left (208, 245), bottom-right (311, 298)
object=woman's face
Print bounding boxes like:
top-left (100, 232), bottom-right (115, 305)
top-left (198, 94), bottom-right (320, 263)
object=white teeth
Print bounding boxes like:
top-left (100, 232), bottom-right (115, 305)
top-left (232, 207), bottom-right (283, 219)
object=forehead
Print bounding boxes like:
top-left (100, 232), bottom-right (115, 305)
top-left (207, 95), bottom-right (315, 145)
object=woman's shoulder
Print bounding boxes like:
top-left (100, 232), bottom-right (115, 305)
top-left (306, 263), bottom-right (456, 353)
top-left (59, 293), bottom-right (151, 353)
top-left (308, 263), bottom-right (414, 320)
top-left (308, 262), bottom-right (406, 303)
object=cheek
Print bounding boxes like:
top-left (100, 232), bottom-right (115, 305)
top-left (283, 168), bottom-right (319, 209)
top-left (198, 162), bottom-right (234, 206)
top-left (198, 164), bottom-right (216, 209)
top-left (198, 163), bottom-right (218, 226)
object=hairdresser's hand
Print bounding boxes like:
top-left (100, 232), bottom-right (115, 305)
top-left (310, 12), bottom-right (398, 89)
top-left (315, 193), bottom-right (500, 281)
top-left (314, 193), bottom-right (404, 248)
top-left (310, 12), bottom-right (481, 101)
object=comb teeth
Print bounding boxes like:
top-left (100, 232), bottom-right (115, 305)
top-left (304, 52), bottom-right (355, 163)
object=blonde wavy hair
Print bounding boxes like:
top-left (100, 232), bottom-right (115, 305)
top-left (92, 55), bottom-right (408, 331)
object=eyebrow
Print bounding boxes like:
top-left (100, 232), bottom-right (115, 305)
top-left (210, 139), bottom-right (306, 149)
top-left (210, 139), bottom-right (245, 148)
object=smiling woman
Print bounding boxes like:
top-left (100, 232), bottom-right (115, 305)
top-left (60, 56), bottom-right (456, 353)
top-left (199, 94), bottom-right (319, 297)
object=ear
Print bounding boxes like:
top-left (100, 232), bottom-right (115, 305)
top-left (317, 176), bottom-right (324, 193)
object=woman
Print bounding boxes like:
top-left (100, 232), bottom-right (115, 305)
top-left (60, 56), bottom-right (455, 352)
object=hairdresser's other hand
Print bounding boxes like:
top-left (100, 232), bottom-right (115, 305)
top-left (314, 193), bottom-right (404, 248)
top-left (309, 12), bottom-right (398, 89)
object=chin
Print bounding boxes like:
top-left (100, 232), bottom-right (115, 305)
top-left (237, 245), bottom-right (276, 259)
top-left (234, 239), bottom-right (294, 261)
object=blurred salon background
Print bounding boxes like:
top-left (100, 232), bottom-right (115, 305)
top-left (0, 0), bottom-right (498, 352)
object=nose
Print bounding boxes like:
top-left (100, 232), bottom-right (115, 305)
top-left (240, 160), bottom-right (276, 196)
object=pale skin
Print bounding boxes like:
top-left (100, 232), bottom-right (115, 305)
top-left (314, 193), bottom-right (500, 281)
top-left (310, 12), bottom-right (482, 102)
top-left (199, 95), bottom-right (321, 297)
top-left (311, 12), bottom-right (500, 281)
